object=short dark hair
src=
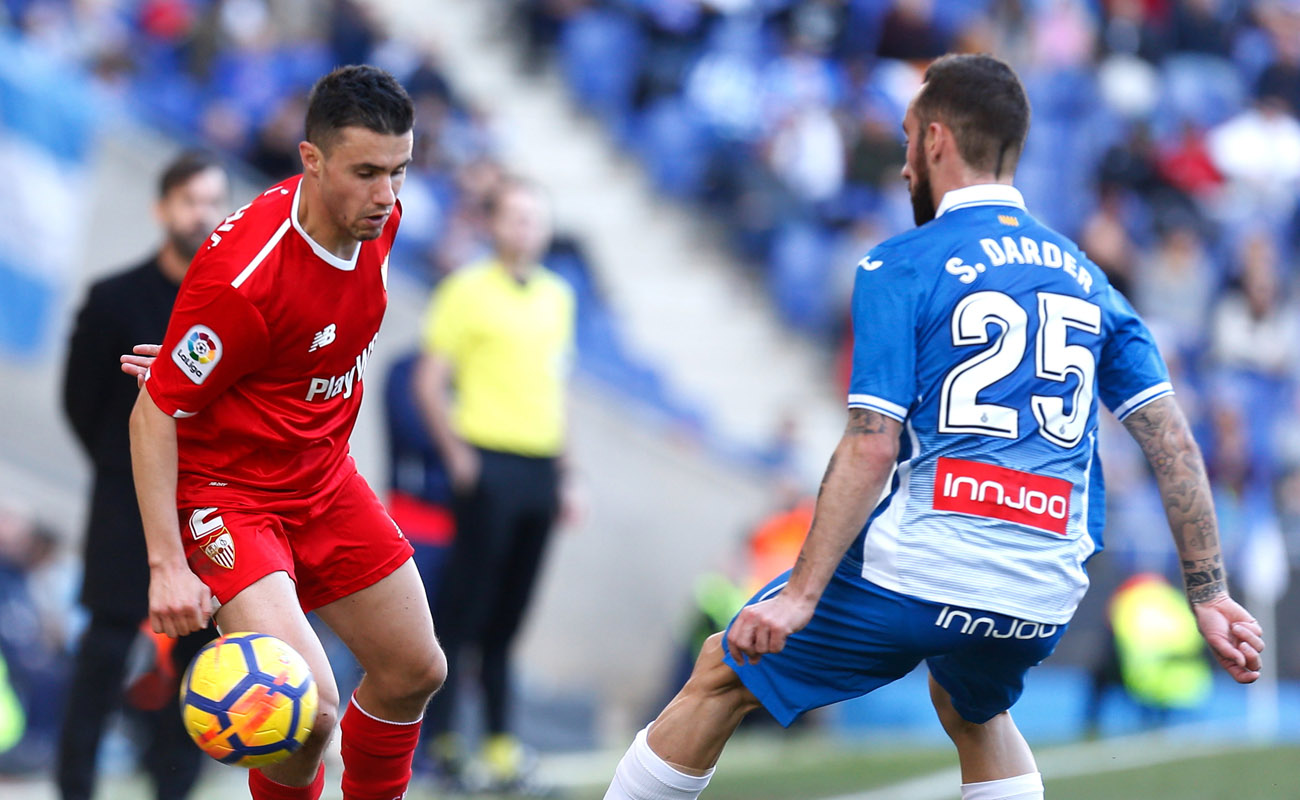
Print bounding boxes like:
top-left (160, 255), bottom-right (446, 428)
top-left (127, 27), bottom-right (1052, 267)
top-left (916, 54), bottom-right (1030, 177)
top-left (304, 64), bottom-right (414, 152)
top-left (158, 149), bottom-right (222, 199)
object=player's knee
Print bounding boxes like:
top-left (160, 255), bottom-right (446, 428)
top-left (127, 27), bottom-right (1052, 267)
top-left (308, 689), bottom-right (341, 745)
top-left (372, 642), bottom-right (447, 705)
top-left (420, 642), bottom-right (449, 698)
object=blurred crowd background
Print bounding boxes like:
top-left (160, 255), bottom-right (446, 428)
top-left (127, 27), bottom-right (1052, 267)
top-left (3, 0), bottom-right (1300, 786)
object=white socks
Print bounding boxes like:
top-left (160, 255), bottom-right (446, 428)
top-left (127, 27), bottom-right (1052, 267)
top-left (961, 772), bottom-right (1044, 800)
top-left (604, 727), bottom-right (714, 800)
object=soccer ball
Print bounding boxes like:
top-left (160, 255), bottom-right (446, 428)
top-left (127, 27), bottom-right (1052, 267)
top-left (179, 631), bottom-right (319, 768)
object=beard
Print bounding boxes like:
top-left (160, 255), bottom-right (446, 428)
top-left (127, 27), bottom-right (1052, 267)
top-left (167, 227), bottom-right (209, 262)
top-left (909, 159), bottom-right (937, 227)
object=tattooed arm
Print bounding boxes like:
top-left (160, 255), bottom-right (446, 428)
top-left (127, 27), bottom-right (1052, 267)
top-left (727, 408), bottom-right (901, 664)
top-left (1122, 395), bottom-right (1265, 683)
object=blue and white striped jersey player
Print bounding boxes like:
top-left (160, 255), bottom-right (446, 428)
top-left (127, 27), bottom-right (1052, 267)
top-left (605, 54), bottom-right (1265, 800)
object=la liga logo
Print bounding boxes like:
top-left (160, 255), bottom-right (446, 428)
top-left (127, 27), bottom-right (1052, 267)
top-left (173, 325), bottom-right (223, 385)
top-left (187, 331), bottom-right (219, 364)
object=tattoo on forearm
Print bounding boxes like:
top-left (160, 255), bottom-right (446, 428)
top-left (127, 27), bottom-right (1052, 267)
top-left (1183, 555), bottom-right (1227, 602)
top-left (1123, 397), bottom-right (1226, 600)
top-left (847, 408), bottom-right (890, 436)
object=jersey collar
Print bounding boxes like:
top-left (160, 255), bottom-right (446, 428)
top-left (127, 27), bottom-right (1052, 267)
top-left (291, 179), bottom-right (359, 272)
top-left (935, 184), bottom-right (1026, 219)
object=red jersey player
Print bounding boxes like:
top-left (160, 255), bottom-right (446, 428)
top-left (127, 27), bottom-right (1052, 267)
top-left (127, 66), bottom-right (445, 800)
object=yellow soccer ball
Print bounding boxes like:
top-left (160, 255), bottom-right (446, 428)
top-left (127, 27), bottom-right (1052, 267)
top-left (179, 631), bottom-right (318, 768)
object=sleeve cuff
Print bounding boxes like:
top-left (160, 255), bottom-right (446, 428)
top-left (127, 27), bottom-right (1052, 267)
top-left (144, 375), bottom-right (196, 419)
top-left (847, 393), bottom-right (908, 422)
top-left (1113, 382), bottom-right (1174, 421)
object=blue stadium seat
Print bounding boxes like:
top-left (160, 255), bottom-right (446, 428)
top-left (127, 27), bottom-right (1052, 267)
top-left (559, 8), bottom-right (645, 133)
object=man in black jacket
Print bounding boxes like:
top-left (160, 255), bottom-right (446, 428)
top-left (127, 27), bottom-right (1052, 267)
top-left (58, 151), bottom-right (229, 800)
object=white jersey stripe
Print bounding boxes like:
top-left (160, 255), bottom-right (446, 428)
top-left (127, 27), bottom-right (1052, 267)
top-left (848, 394), bottom-right (908, 421)
top-left (1113, 382), bottom-right (1174, 421)
top-left (231, 219), bottom-right (291, 289)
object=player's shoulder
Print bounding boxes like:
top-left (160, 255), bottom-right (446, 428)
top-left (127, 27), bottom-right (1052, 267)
top-left (190, 177), bottom-right (300, 285)
top-left (854, 227), bottom-right (929, 285)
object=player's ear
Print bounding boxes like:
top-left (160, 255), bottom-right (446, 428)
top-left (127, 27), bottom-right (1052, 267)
top-left (926, 120), bottom-right (946, 164)
top-left (299, 141), bottom-right (323, 177)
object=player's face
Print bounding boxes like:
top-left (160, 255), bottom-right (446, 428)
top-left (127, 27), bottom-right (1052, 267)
top-left (491, 185), bottom-right (552, 264)
top-left (157, 167), bottom-right (230, 260)
top-left (901, 101), bottom-right (936, 227)
top-left (316, 126), bottom-right (414, 242)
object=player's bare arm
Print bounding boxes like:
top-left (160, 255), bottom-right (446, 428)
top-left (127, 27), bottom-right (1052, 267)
top-left (727, 408), bottom-right (900, 663)
top-left (130, 387), bottom-right (213, 638)
top-left (1121, 395), bottom-right (1265, 683)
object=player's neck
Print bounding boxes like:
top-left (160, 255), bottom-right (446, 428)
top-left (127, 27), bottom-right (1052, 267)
top-left (930, 169), bottom-right (1012, 209)
top-left (297, 183), bottom-right (360, 261)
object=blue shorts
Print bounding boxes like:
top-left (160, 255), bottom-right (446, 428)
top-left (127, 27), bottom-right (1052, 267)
top-left (722, 565), bottom-right (1067, 726)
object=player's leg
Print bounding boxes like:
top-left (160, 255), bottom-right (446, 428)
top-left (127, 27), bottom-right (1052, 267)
top-left (214, 571), bottom-right (338, 797)
top-left (314, 558), bottom-right (446, 800)
top-left (929, 675), bottom-right (1041, 799)
top-left (56, 613), bottom-right (135, 800)
top-left (925, 617), bottom-right (1064, 800)
top-left (605, 632), bottom-right (761, 800)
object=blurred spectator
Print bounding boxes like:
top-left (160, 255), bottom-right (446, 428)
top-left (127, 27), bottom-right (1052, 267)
top-left (414, 178), bottom-right (576, 792)
top-left (381, 351), bottom-right (458, 778)
top-left (1079, 184), bottom-right (1138, 296)
top-left (1206, 94), bottom-right (1300, 226)
top-left (1170, 0), bottom-right (1239, 57)
top-left (1132, 217), bottom-right (1216, 350)
top-left (1209, 231), bottom-right (1297, 378)
top-left (1084, 573), bottom-right (1212, 736)
top-left (0, 504), bottom-right (66, 774)
top-left (248, 93), bottom-right (307, 181)
top-left (1253, 3), bottom-right (1300, 116)
top-left (57, 151), bottom-right (228, 800)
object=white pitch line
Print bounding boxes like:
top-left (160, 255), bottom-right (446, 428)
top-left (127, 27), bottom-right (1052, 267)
top-left (825, 731), bottom-right (1256, 800)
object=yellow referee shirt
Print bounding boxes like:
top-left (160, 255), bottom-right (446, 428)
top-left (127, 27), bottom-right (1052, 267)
top-left (422, 258), bottom-right (575, 457)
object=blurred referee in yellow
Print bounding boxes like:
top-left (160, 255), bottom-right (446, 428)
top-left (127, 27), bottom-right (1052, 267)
top-left (413, 176), bottom-right (575, 791)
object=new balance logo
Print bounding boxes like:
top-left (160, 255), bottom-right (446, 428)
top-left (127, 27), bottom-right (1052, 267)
top-left (305, 334), bottom-right (377, 402)
top-left (309, 324), bottom-right (337, 352)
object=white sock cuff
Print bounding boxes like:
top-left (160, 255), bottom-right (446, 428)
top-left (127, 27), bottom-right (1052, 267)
top-left (347, 692), bottom-right (423, 726)
top-left (960, 772), bottom-right (1044, 800)
top-left (631, 727), bottom-right (714, 793)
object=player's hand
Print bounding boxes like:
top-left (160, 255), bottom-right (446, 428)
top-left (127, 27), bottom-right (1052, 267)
top-left (1192, 595), bottom-right (1264, 684)
top-left (149, 561), bottom-right (214, 638)
top-left (447, 441), bottom-right (481, 493)
top-left (121, 343), bottom-right (160, 388)
top-left (726, 591), bottom-right (817, 665)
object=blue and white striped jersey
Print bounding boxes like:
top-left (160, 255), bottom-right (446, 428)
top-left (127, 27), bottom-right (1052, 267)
top-left (847, 184), bottom-right (1171, 625)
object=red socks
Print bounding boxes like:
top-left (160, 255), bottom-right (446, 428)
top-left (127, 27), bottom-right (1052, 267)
top-left (249, 764), bottom-right (324, 800)
top-left (338, 694), bottom-right (423, 800)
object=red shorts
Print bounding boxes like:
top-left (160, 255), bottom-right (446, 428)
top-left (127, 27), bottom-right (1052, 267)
top-left (180, 471), bottom-right (414, 612)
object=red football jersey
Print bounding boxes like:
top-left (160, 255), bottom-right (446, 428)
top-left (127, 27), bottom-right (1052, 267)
top-left (146, 175), bottom-right (399, 508)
